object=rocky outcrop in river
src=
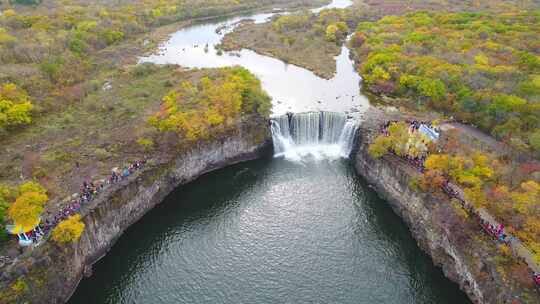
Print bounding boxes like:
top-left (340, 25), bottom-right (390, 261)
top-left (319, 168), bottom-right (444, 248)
top-left (0, 117), bottom-right (270, 304)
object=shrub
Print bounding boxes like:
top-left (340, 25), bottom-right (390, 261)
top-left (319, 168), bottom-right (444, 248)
top-left (52, 214), bottom-right (85, 244)
top-left (0, 83), bottom-right (33, 132)
top-left (368, 135), bottom-right (391, 158)
top-left (94, 148), bottom-right (111, 161)
top-left (0, 200), bottom-right (8, 243)
top-left (131, 63), bottom-right (157, 77)
top-left (18, 181), bottom-right (47, 195)
top-left (137, 138), bottom-right (154, 151)
top-left (529, 131), bottom-right (540, 153)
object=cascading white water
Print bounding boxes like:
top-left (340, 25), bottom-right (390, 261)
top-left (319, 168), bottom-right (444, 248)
top-left (320, 111), bottom-right (346, 144)
top-left (270, 117), bottom-right (294, 155)
top-left (271, 112), bottom-right (358, 161)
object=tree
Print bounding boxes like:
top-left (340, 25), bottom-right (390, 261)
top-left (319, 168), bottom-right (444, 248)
top-left (0, 199), bottom-right (8, 242)
top-left (325, 24), bottom-right (339, 42)
top-left (417, 78), bottom-right (446, 102)
top-left (529, 131), bottom-right (540, 153)
top-left (511, 180), bottom-right (540, 214)
top-left (366, 66), bottom-right (390, 84)
top-left (8, 192), bottom-right (47, 229)
top-left (0, 27), bottom-right (17, 45)
top-left (368, 136), bottom-right (392, 158)
top-left (386, 121), bottom-right (410, 157)
top-left (419, 169), bottom-right (446, 192)
top-left (464, 186), bottom-right (488, 208)
top-left (487, 94), bottom-right (527, 123)
top-left (350, 32), bottom-right (365, 48)
top-left (425, 154), bottom-right (451, 173)
top-left (52, 214), bottom-right (85, 244)
top-left (18, 181), bottom-right (47, 195)
top-left (0, 83), bottom-right (33, 132)
top-left (324, 21), bottom-right (349, 43)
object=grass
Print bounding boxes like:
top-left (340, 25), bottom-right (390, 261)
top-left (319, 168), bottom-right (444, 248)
top-left (220, 19), bottom-right (342, 79)
top-left (0, 64), bottom-right (208, 200)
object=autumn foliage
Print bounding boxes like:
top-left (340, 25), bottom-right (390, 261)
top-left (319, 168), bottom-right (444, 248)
top-left (51, 214), bottom-right (85, 244)
top-left (0, 83), bottom-right (33, 134)
top-left (423, 148), bottom-right (540, 263)
top-left (368, 121), bottom-right (432, 159)
top-left (5, 181), bottom-right (48, 230)
top-left (149, 67), bottom-right (271, 141)
top-left (352, 11), bottom-right (540, 154)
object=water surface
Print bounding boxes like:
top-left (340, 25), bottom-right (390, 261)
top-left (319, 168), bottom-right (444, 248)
top-left (68, 2), bottom-right (470, 303)
top-left (69, 158), bottom-right (470, 304)
top-left (139, 0), bottom-right (367, 115)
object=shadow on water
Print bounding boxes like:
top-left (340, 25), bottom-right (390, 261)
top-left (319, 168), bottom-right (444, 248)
top-left (347, 170), bottom-right (469, 303)
top-left (69, 157), bottom-right (470, 304)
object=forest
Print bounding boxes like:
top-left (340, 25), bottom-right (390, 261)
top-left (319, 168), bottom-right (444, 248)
top-left (0, 0), bottom-right (303, 249)
top-left (351, 10), bottom-right (540, 154)
top-left (369, 120), bottom-right (540, 267)
top-left (0, 0), bottom-right (319, 137)
top-left (149, 67), bottom-right (271, 141)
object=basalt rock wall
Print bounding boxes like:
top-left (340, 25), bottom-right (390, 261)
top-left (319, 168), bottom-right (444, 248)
top-left (0, 117), bottom-right (271, 304)
top-left (353, 109), bottom-right (539, 304)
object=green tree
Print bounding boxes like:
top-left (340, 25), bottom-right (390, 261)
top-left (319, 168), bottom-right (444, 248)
top-left (529, 131), bottom-right (540, 153)
top-left (488, 94), bottom-right (527, 123)
top-left (0, 199), bottom-right (8, 242)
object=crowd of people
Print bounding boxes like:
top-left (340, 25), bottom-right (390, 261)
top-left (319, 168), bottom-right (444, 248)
top-left (534, 273), bottom-right (540, 289)
top-left (37, 159), bottom-right (147, 241)
top-left (378, 120), bottom-right (540, 289)
top-left (379, 120), bottom-right (431, 172)
top-left (480, 221), bottom-right (509, 243)
top-left (380, 119), bottom-right (438, 136)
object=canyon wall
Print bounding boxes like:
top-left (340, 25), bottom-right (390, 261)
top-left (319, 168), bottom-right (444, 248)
top-left (353, 110), bottom-right (539, 304)
top-left (0, 117), bottom-right (271, 304)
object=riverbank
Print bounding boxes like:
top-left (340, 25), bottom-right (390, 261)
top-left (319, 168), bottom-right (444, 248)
top-left (354, 107), bottom-right (540, 303)
top-left (0, 0), bottom-right (331, 196)
top-left (0, 116), bottom-right (270, 304)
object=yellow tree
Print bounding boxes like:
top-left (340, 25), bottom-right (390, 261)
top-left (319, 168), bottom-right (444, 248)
top-left (387, 122), bottom-right (410, 157)
top-left (325, 24), bottom-right (339, 42)
top-left (8, 192), bottom-right (48, 229)
top-left (18, 181), bottom-right (47, 195)
top-left (368, 136), bottom-right (392, 158)
top-left (52, 214), bottom-right (85, 244)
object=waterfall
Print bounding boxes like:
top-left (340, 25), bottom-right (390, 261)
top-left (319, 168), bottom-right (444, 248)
top-left (270, 111), bottom-right (358, 161)
top-left (270, 117), bottom-right (294, 155)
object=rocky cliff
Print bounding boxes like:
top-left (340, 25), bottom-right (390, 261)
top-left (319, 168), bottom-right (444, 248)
top-left (0, 117), bottom-right (271, 304)
top-left (353, 109), bottom-right (540, 304)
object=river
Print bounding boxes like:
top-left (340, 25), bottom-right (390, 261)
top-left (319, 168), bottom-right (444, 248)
top-left (68, 1), bottom-right (470, 303)
top-left (138, 0), bottom-right (366, 116)
top-left (69, 157), bottom-right (469, 304)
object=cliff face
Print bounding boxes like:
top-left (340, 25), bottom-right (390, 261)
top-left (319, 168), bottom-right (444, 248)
top-left (353, 110), bottom-right (539, 304)
top-left (353, 147), bottom-right (483, 302)
top-left (0, 117), bottom-right (271, 304)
